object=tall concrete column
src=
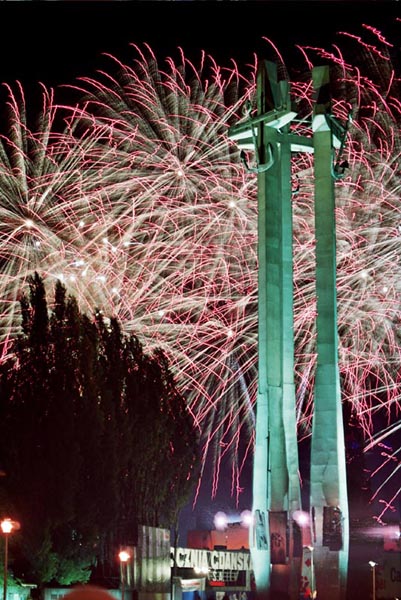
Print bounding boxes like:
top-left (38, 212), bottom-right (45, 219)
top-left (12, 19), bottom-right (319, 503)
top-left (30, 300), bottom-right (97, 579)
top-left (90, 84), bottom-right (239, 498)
top-left (230, 60), bottom-right (302, 600)
top-left (228, 60), bottom-right (349, 600)
top-left (310, 65), bottom-right (349, 600)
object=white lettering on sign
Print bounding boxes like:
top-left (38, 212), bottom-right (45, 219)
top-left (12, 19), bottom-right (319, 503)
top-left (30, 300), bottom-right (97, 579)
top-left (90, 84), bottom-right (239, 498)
top-left (172, 547), bottom-right (251, 571)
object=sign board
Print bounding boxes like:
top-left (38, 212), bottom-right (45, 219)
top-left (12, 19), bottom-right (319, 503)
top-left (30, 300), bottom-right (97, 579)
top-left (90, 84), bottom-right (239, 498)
top-left (377, 555), bottom-right (401, 599)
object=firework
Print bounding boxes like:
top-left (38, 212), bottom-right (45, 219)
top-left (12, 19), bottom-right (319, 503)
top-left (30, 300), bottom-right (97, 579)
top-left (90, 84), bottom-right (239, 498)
top-left (0, 47), bottom-right (259, 503)
top-left (291, 30), bottom-right (401, 520)
top-left (0, 33), bottom-right (400, 516)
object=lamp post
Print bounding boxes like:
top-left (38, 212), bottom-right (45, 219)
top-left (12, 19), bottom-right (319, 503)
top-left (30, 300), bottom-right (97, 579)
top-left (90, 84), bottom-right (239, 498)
top-left (1, 519), bottom-right (13, 600)
top-left (369, 561), bottom-right (378, 600)
top-left (118, 549), bottom-right (131, 600)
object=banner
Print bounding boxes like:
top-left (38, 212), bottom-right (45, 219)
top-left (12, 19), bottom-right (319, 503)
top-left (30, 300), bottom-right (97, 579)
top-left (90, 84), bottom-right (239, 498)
top-left (299, 546), bottom-right (315, 599)
top-left (270, 511), bottom-right (287, 564)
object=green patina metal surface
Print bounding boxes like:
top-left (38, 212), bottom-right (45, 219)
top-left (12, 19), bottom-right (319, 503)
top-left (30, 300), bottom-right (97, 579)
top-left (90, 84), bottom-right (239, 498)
top-left (228, 61), bottom-right (349, 600)
top-left (310, 65), bottom-right (349, 600)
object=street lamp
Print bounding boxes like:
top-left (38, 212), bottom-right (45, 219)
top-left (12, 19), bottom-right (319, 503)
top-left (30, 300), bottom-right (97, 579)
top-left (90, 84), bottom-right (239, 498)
top-left (1, 519), bottom-right (14, 600)
top-left (213, 511), bottom-right (228, 531)
top-left (118, 549), bottom-right (131, 600)
top-left (240, 510), bottom-right (253, 528)
top-left (369, 561), bottom-right (378, 600)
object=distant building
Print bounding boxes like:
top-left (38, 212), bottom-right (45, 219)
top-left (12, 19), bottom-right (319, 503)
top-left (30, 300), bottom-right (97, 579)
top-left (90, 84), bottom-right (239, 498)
top-left (172, 521), bottom-right (253, 600)
top-left (43, 518), bottom-right (401, 600)
top-left (187, 523), bottom-right (249, 552)
top-left (171, 546), bottom-right (253, 600)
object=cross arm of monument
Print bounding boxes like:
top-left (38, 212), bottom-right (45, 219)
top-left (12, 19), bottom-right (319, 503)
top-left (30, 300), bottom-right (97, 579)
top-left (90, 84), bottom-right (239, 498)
top-left (228, 109), bottom-right (314, 154)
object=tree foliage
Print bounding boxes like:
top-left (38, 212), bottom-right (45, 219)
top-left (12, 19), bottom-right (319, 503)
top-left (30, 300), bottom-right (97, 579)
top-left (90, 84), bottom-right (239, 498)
top-left (0, 273), bottom-right (199, 587)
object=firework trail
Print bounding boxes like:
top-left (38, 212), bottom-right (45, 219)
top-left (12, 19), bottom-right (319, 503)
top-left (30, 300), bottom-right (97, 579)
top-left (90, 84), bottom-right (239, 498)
top-left (0, 32), bottom-right (400, 516)
top-left (0, 46), bottom-right (259, 502)
top-left (0, 82), bottom-right (112, 342)
top-left (291, 28), bottom-right (401, 520)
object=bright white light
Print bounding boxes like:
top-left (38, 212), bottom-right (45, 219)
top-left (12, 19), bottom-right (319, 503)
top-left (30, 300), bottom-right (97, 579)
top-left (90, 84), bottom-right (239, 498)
top-left (0, 519), bottom-right (13, 534)
top-left (119, 550), bottom-right (130, 563)
top-left (214, 511), bottom-right (228, 530)
top-left (293, 510), bottom-right (310, 527)
top-left (241, 510), bottom-right (252, 527)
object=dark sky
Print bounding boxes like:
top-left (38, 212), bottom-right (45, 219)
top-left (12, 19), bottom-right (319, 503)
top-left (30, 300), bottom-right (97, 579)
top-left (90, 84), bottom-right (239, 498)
top-left (0, 0), bottom-right (400, 96)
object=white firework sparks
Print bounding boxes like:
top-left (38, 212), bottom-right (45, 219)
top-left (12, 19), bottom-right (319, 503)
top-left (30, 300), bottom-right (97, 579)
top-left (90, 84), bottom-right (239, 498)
top-left (0, 33), bottom-right (400, 516)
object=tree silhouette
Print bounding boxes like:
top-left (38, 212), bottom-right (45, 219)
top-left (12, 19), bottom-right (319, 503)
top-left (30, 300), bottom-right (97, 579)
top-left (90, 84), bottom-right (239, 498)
top-left (0, 273), bottom-right (199, 588)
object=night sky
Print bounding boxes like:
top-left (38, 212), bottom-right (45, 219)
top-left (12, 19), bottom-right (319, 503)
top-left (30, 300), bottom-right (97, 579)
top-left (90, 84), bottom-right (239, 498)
top-left (0, 0), bottom-right (400, 97)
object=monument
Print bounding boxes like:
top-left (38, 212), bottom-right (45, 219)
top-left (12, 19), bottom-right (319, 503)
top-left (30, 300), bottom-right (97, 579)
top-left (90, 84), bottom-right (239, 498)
top-left (228, 60), bottom-right (349, 600)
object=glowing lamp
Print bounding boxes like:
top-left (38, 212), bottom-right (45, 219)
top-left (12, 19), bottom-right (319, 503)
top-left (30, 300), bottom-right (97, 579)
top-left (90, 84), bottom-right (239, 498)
top-left (118, 549), bottom-right (131, 600)
top-left (119, 550), bottom-right (130, 563)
